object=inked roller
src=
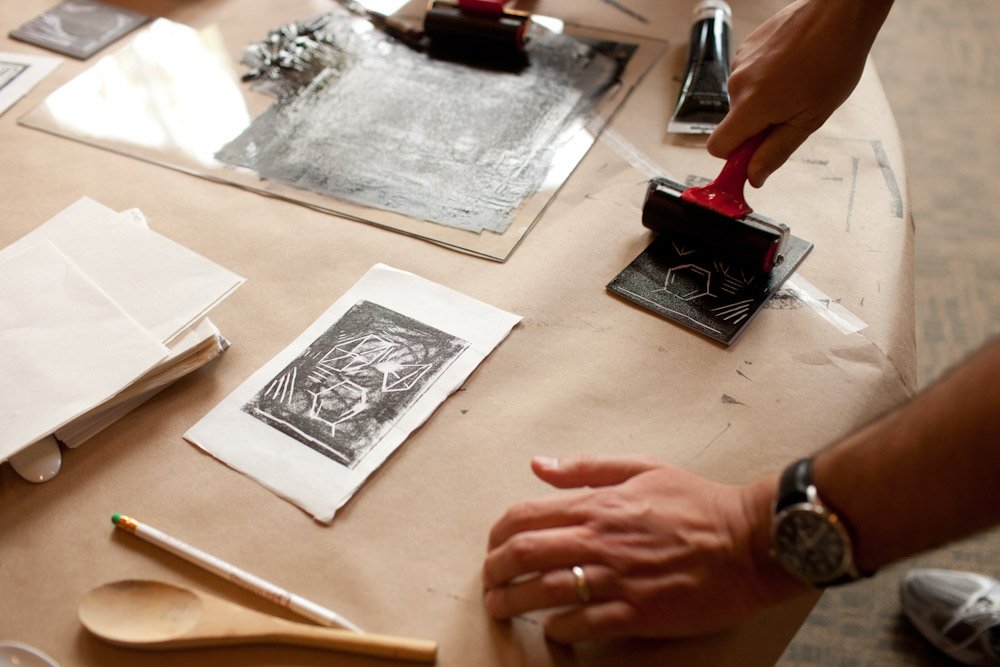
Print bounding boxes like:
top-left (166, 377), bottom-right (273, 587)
top-left (423, 0), bottom-right (529, 54)
top-left (353, 0), bottom-right (530, 67)
top-left (642, 129), bottom-right (789, 274)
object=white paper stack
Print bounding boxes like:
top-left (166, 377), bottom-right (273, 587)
top-left (0, 197), bottom-right (245, 472)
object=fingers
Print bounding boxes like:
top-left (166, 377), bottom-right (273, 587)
top-left (745, 122), bottom-right (815, 187)
top-left (483, 526), bottom-right (596, 588)
top-left (484, 567), bottom-right (645, 644)
top-left (487, 489), bottom-right (591, 550)
top-left (708, 113), bottom-right (817, 187)
top-left (484, 564), bottom-right (618, 619)
top-left (531, 454), bottom-right (661, 489)
top-left (706, 107), bottom-right (770, 163)
top-left (544, 600), bottom-right (640, 644)
top-left (487, 456), bottom-right (662, 549)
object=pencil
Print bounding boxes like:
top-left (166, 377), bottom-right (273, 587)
top-left (111, 513), bottom-right (363, 633)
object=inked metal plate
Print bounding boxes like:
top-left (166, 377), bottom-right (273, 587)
top-left (9, 0), bottom-right (148, 60)
top-left (607, 234), bottom-right (812, 345)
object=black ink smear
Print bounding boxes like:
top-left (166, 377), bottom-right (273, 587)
top-left (845, 156), bottom-right (860, 232)
top-left (871, 140), bottom-right (904, 218)
top-left (691, 422), bottom-right (731, 461)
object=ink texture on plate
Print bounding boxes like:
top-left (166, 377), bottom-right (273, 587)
top-left (242, 300), bottom-right (468, 469)
top-left (607, 235), bottom-right (812, 345)
top-left (18, 5), bottom-right (667, 261)
top-left (185, 264), bottom-right (521, 522)
top-left (217, 13), bottom-right (633, 236)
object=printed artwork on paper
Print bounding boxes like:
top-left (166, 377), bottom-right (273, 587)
top-left (241, 300), bottom-right (468, 467)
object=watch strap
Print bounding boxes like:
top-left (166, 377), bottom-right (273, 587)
top-left (773, 456), bottom-right (870, 587)
top-left (776, 457), bottom-right (813, 511)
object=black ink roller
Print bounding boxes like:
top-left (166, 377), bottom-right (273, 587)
top-left (642, 129), bottom-right (790, 274)
top-left (423, 0), bottom-right (529, 54)
top-left (354, 0), bottom-right (530, 67)
top-left (421, 0), bottom-right (531, 70)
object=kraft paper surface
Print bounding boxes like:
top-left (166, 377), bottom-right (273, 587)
top-left (0, 0), bottom-right (915, 665)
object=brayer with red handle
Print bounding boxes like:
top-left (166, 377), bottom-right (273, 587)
top-left (369, 0), bottom-right (531, 63)
top-left (423, 0), bottom-right (530, 53)
top-left (642, 129), bottom-right (791, 274)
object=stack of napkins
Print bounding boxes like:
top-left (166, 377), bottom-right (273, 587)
top-left (0, 198), bottom-right (244, 468)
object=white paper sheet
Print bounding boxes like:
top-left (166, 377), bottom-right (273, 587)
top-left (185, 264), bottom-right (522, 522)
top-left (0, 197), bottom-right (244, 343)
top-left (0, 242), bottom-right (169, 461)
top-left (0, 51), bottom-right (60, 117)
top-left (56, 317), bottom-right (226, 448)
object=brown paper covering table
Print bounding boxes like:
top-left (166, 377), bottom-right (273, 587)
top-left (0, 0), bottom-right (915, 664)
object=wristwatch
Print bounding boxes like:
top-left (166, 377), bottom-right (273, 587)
top-left (770, 458), bottom-right (864, 587)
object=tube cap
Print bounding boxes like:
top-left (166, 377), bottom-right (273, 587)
top-left (693, 0), bottom-right (731, 22)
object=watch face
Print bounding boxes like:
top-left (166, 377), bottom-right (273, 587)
top-left (773, 507), bottom-right (849, 583)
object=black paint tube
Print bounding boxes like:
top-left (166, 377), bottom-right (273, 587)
top-left (668, 0), bottom-right (732, 134)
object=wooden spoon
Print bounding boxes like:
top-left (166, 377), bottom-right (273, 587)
top-left (79, 580), bottom-right (437, 663)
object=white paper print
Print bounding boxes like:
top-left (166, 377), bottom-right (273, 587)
top-left (0, 51), bottom-right (60, 116)
top-left (185, 264), bottom-right (521, 522)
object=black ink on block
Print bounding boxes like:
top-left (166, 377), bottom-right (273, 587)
top-left (242, 301), bottom-right (468, 468)
top-left (607, 235), bottom-right (812, 345)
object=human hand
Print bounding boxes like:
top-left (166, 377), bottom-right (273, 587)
top-left (481, 455), bottom-right (807, 643)
top-left (707, 0), bottom-right (893, 187)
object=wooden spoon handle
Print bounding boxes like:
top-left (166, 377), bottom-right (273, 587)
top-left (268, 627), bottom-right (438, 663)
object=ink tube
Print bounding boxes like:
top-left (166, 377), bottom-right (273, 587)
top-left (668, 0), bottom-right (732, 134)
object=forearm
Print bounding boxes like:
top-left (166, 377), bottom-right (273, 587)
top-left (834, 0), bottom-right (895, 43)
top-left (743, 337), bottom-right (1000, 597)
top-left (814, 338), bottom-right (1000, 572)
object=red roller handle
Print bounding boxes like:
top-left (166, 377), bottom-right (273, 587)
top-left (458, 0), bottom-right (508, 14)
top-left (681, 128), bottom-right (772, 219)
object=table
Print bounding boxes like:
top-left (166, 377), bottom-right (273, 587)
top-left (0, 0), bottom-right (915, 664)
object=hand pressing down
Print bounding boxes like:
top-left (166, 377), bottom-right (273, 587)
top-left (707, 0), bottom-right (893, 187)
top-left (482, 455), bottom-right (808, 643)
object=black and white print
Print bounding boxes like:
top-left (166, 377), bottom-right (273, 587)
top-left (0, 62), bottom-right (28, 93)
top-left (242, 300), bottom-right (468, 468)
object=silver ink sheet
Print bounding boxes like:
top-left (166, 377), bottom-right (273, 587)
top-left (217, 19), bottom-right (629, 235)
top-left (19, 3), bottom-right (667, 260)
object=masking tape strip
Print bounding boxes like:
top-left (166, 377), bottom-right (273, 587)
top-left (784, 273), bottom-right (868, 335)
top-left (600, 127), bottom-right (676, 181)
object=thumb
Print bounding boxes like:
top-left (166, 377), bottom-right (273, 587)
top-left (532, 455), bottom-right (661, 489)
top-left (707, 109), bottom-right (770, 161)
